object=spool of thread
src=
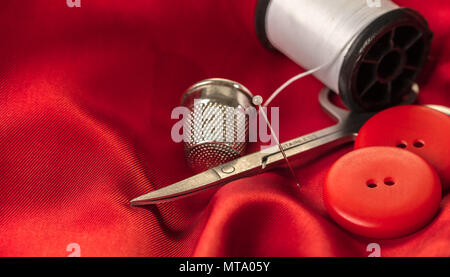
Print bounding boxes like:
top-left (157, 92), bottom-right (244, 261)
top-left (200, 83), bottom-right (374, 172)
top-left (255, 0), bottom-right (433, 112)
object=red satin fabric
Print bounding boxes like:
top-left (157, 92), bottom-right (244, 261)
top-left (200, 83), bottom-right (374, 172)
top-left (0, 0), bottom-right (449, 257)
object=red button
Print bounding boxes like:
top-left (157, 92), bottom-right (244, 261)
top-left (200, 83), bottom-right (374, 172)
top-left (355, 105), bottom-right (450, 191)
top-left (324, 147), bottom-right (441, 239)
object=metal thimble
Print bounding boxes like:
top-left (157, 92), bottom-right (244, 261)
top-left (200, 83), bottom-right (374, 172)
top-left (181, 78), bottom-right (254, 173)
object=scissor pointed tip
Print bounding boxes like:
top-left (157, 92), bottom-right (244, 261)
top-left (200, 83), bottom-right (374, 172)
top-left (130, 193), bottom-right (154, 206)
top-left (130, 169), bottom-right (224, 206)
top-left (129, 198), bottom-right (140, 206)
top-left (129, 199), bottom-right (141, 207)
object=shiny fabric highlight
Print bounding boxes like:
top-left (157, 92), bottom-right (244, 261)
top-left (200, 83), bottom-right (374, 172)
top-left (0, 0), bottom-right (449, 257)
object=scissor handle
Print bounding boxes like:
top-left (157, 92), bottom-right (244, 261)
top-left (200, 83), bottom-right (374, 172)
top-left (318, 88), bottom-right (349, 123)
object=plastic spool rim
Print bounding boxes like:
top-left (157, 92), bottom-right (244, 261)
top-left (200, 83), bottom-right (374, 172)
top-left (339, 8), bottom-right (433, 112)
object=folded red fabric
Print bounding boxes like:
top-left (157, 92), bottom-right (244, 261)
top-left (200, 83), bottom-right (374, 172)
top-left (0, 0), bottom-right (449, 257)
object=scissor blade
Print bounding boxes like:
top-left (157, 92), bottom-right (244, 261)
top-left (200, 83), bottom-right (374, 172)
top-left (130, 150), bottom-right (266, 205)
top-left (130, 169), bottom-right (222, 205)
top-left (130, 125), bottom-right (354, 206)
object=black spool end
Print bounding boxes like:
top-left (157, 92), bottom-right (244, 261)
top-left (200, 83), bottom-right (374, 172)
top-left (255, 0), bottom-right (275, 50)
top-left (339, 8), bottom-right (433, 112)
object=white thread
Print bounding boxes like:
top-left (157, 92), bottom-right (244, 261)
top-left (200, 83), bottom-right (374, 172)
top-left (263, 0), bottom-right (399, 106)
top-left (263, 64), bottom-right (325, 107)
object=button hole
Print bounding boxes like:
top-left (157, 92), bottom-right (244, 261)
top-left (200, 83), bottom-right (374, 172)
top-left (384, 177), bottom-right (395, 186)
top-left (366, 179), bottom-right (377, 188)
top-left (413, 140), bottom-right (425, 148)
top-left (396, 141), bottom-right (407, 149)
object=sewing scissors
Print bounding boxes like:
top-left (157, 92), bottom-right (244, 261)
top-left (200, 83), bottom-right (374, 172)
top-left (131, 87), bottom-right (450, 206)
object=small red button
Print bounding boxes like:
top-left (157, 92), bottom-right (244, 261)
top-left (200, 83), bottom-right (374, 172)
top-left (324, 147), bottom-right (441, 239)
top-left (355, 105), bottom-right (450, 191)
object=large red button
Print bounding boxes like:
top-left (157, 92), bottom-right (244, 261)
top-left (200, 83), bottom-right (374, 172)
top-left (355, 105), bottom-right (450, 191)
top-left (324, 147), bottom-right (441, 239)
